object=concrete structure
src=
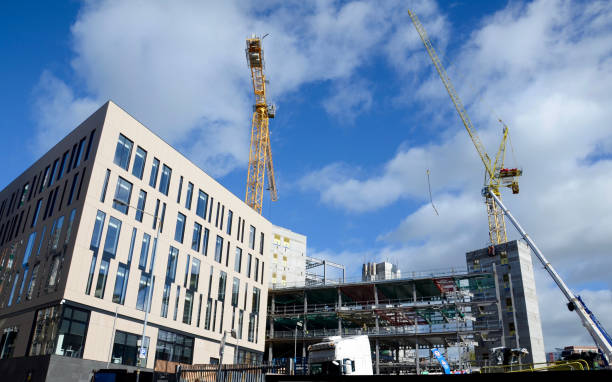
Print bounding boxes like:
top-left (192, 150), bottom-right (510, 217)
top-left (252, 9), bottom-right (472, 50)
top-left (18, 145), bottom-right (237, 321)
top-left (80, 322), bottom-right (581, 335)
top-left (270, 225), bottom-right (306, 288)
top-left (466, 240), bottom-right (546, 365)
top-left (266, 270), bottom-right (501, 374)
top-left (362, 262), bottom-right (401, 281)
top-left (0, 101), bottom-right (271, 379)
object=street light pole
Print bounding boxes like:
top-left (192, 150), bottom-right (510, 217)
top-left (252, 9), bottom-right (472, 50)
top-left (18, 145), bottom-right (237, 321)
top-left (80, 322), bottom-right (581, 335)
top-left (113, 199), bottom-right (160, 382)
top-left (294, 321), bottom-right (303, 374)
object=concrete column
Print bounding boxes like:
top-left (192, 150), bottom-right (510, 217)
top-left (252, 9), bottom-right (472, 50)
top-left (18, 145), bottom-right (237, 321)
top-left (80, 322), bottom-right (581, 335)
top-left (375, 338), bottom-right (380, 375)
top-left (268, 344), bottom-right (273, 363)
top-left (492, 263), bottom-right (506, 348)
top-left (337, 287), bottom-right (342, 335)
top-left (414, 284), bottom-right (419, 375)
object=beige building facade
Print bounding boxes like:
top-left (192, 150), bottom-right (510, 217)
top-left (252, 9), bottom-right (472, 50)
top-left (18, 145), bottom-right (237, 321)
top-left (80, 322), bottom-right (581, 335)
top-left (0, 101), bottom-right (271, 372)
top-left (269, 225), bottom-right (306, 288)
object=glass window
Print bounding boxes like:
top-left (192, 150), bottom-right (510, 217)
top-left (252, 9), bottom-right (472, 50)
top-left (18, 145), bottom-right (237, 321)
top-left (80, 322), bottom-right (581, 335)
top-left (149, 158), bottom-right (159, 188)
top-left (252, 287), bottom-right (261, 313)
top-left (84, 129), bottom-right (96, 161)
top-left (100, 169), bottom-right (110, 203)
top-left (218, 271), bottom-right (227, 302)
top-left (161, 283), bottom-right (171, 318)
top-left (214, 235), bottom-right (223, 263)
top-left (231, 277), bottom-right (240, 307)
top-left (204, 298), bottom-right (213, 330)
top-left (153, 199), bottom-right (160, 230)
top-left (174, 213), bottom-right (186, 243)
top-left (182, 290), bottom-right (194, 325)
top-left (55, 306), bottom-right (89, 358)
top-left (159, 164), bottom-right (172, 196)
top-left (23, 232), bottom-right (37, 265)
top-left (173, 286), bottom-right (180, 321)
top-left (155, 329), bottom-right (193, 364)
top-left (48, 159), bottom-right (59, 187)
top-left (111, 330), bottom-right (149, 366)
top-left (189, 257), bottom-right (200, 291)
top-left (132, 147), bottom-right (147, 179)
top-left (234, 247), bottom-right (242, 273)
top-left (249, 225), bottom-right (255, 250)
top-left (7, 273), bottom-right (19, 307)
top-left (94, 258), bottom-right (110, 298)
top-left (127, 227), bottom-right (137, 264)
top-left (26, 264), bottom-right (39, 300)
top-left (112, 177), bottom-right (133, 214)
top-left (64, 209), bottom-right (77, 245)
top-left (160, 202), bottom-right (166, 233)
top-left (136, 190), bottom-right (146, 222)
top-left (227, 210), bottom-right (233, 235)
top-left (196, 190), bottom-right (208, 219)
top-left (139, 233), bottom-right (151, 270)
top-left (254, 258), bottom-right (259, 282)
top-left (67, 172), bottom-right (79, 206)
top-left (238, 310), bottom-right (244, 340)
top-left (74, 138), bottom-right (86, 169)
top-left (185, 182), bottom-right (193, 210)
top-left (166, 246), bottom-right (178, 282)
top-left (40, 166), bottom-right (50, 193)
top-left (247, 254), bottom-right (252, 278)
top-left (202, 228), bottom-right (209, 256)
top-left (112, 263), bottom-right (129, 304)
top-left (183, 254), bottom-right (191, 288)
top-left (58, 151), bottom-right (69, 181)
top-left (136, 274), bottom-right (152, 312)
top-left (114, 134), bottom-right (133, 171)
top-left (259, 232), bottom-right (264, 255)
top-left (31, 198), bottom-right (43, 228)
top-left (192, 222), bottom-right (202, 252)
top-left (174, 177), bottom-right (182, 205)
top-left (102, 217), bottom-right (121, 258)
top-left (50, 215), bottom-right (65, 251)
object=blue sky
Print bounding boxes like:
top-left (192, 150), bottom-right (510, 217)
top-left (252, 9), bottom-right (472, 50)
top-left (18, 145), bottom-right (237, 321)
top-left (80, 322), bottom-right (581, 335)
top-left (2, 0), bottom-right (612, 351)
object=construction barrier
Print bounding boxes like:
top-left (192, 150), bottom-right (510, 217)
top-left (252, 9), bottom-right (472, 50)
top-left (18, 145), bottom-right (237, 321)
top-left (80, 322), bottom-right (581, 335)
top-left (176, 363), bottom-right (289, 382)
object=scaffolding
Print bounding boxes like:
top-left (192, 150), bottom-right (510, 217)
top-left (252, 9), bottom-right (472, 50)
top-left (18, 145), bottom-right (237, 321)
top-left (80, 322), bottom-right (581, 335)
top-left (265, 269), bottom-right (501, 374)
top-left (305, 256), bottom-right (345, 286)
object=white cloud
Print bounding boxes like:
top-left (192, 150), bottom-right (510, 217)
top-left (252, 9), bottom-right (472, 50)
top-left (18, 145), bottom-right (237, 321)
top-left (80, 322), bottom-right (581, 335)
top-left (32, 0), bottom-right (443, 177)
top-left (323, 80), bottom-right (373, 124)
top-left (298, 0), bottom-right (612, 351)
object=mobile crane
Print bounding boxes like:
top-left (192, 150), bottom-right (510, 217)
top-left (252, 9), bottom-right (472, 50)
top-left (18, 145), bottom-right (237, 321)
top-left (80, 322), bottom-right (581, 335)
top-left (484, 187), bottom-right (612, 364)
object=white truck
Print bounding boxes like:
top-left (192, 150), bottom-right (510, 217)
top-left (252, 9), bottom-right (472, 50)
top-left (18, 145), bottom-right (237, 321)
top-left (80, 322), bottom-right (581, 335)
top-left (308, 335), bottom-right (373, 376)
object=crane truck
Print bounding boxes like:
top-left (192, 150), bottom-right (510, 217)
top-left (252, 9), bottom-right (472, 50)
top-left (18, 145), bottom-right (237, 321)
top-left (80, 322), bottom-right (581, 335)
top-left (483, 187), bottom-right (612, 365)
top-left (308, 335), bottom-right (373, 376)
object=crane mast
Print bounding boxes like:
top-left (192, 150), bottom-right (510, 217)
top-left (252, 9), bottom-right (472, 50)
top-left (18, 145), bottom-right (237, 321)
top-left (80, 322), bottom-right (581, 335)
top-left (245, 36), bottom-right (278, 214)
top-left (408, 10), bottom-right (522, 244)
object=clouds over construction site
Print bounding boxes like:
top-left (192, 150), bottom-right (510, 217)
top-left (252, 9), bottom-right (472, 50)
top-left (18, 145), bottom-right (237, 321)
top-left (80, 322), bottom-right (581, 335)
top-left (297, 0), bottom-right (612, 349)
top-left (31, 0), bottom-right (444, 176)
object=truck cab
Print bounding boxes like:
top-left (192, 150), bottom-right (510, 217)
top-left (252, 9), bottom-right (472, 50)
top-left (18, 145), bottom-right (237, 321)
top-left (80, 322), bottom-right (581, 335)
top-left (308, 335), bottom-right (373, 376)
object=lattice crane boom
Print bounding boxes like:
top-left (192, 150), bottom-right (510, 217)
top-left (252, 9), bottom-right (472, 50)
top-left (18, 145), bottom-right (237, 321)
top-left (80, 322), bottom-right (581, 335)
top-left (245, 36), bottom-right (277, 214)
top-left (408, 10), bottom-right (522, 244)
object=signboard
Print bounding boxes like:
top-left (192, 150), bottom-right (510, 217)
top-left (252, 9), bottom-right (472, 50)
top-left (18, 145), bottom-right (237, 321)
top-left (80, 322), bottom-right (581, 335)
top-left (431, 348), bottom-right (451, 374)
top-left (139, 347), bottom-right (147, 359)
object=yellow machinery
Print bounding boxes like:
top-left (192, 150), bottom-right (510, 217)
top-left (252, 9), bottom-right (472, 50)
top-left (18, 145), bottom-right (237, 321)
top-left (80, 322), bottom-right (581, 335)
top-left (245, 36), bottom-right (278, 214)
top-left (408, 10), bottom-right (522, 245)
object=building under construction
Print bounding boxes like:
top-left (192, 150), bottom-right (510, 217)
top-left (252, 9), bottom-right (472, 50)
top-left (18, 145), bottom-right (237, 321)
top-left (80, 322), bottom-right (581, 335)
top-left (265, 269), bottom-right (502, 374)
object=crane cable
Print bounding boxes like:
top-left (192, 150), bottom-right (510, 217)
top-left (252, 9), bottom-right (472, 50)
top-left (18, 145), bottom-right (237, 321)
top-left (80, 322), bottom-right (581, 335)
top-left (426, 169), bottom-right (439, 216)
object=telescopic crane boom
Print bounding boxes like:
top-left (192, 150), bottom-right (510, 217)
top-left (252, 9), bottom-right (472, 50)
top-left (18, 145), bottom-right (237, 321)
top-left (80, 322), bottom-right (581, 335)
top-left (408, 10), bottom-right (522, 245)
top-left (484, 187), bottom-right (612, 364)
top-left (245, 36), bottom-right (278, 214)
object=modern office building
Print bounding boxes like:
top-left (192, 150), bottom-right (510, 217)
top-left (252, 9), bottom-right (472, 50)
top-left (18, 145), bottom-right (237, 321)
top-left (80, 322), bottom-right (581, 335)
top-left (0, 101), bottom-right (271, 379)
top-left (466, 240), bottom-right (546, 365)
top-left (269, 225), bottom-right (306, 288)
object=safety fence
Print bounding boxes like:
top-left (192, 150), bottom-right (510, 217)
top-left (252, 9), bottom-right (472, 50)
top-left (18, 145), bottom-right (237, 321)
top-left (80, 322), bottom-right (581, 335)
top-left (478, 360), bottom-right (590, 373)
top-left (176, 363), bottom-right (289, 382)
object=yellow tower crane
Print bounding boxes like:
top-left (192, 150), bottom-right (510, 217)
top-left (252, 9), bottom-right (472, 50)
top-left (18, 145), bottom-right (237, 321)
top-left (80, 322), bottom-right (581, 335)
top-left (245, 36), bottom-right (278, 214)
top-left (408, 10), bottom-right (522, 244)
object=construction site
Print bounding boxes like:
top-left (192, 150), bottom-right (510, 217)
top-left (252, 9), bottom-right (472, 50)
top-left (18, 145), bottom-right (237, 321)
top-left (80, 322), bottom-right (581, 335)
top-left (0, 4), bottom-right (610, 382)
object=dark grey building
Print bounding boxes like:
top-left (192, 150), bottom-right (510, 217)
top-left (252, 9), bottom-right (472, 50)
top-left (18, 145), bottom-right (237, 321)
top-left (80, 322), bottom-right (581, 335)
top-left (466, 240), bottom-right (545, 365)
